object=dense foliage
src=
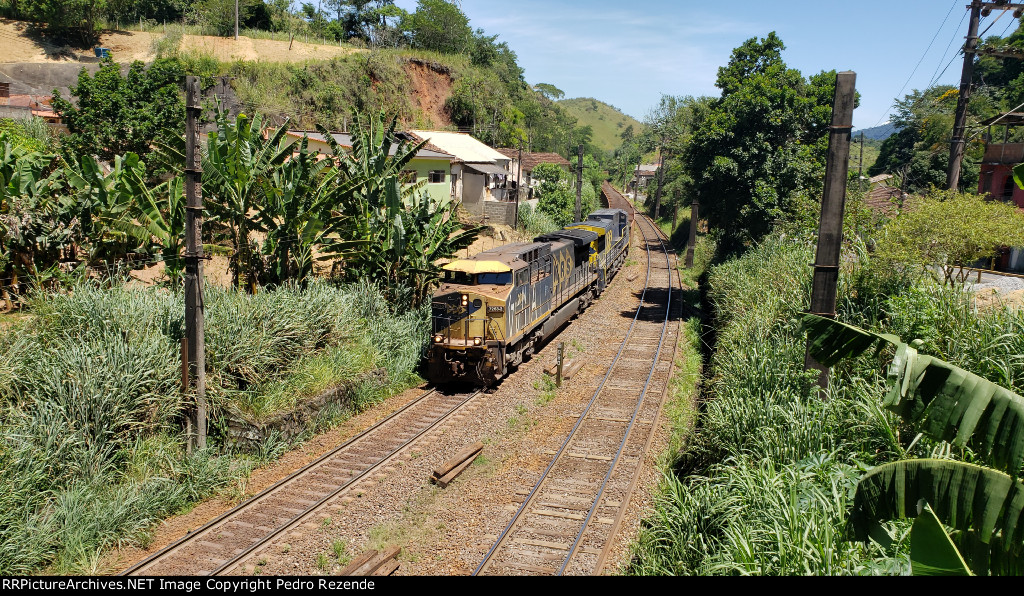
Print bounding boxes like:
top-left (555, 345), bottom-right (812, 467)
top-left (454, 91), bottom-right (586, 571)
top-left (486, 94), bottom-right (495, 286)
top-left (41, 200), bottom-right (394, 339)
top-left (51, 58), bottom-right (185, 165)
top-left (684, 33), bottom-right (841, 249)
top-left (628, 233), bottom-right (1024, 575)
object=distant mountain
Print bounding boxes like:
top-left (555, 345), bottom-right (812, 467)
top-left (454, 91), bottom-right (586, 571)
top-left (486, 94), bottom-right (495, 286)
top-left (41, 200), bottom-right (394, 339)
top-left (559, 97), bottom-right (642, 154)
top-left (853, 122), bottom-right (897, 141)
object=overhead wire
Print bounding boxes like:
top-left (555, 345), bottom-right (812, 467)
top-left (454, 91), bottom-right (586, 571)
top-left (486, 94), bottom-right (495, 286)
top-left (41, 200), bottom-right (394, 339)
top-left (870, 0), bottom-right (962, 129)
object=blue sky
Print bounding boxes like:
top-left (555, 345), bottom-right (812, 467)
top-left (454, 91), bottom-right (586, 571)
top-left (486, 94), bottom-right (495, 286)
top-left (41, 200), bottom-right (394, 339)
top-left (391, 0), bottom-right (1017, 129)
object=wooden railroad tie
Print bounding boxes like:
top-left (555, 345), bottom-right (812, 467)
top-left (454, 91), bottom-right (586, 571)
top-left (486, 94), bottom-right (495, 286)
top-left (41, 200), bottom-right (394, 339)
top-left (543, 358), bottom-right (584, 380)
top-left (430, 441), bottom-right (484, 488)
top-left (339, 545), bottom-right (401, 576)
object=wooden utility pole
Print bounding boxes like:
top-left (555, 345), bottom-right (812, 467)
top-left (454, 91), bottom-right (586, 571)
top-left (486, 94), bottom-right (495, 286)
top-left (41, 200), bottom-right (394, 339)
top-left (947, 0), bottom-right (983, 191)
top-left (805, 71), bottom-right (856, 392)
top-left (184, 76), bottom-right (207, 450)
top-left (574, 144), bottom-right (583, 222)
top-left (685, 200), bottom-right (698, 268)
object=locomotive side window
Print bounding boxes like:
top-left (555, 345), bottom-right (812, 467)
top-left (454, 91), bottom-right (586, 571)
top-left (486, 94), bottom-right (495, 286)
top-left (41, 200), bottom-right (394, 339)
top-left (478, 272), bottom-right (512, 285)
top-left (515, 269), bottom-right (529, 286)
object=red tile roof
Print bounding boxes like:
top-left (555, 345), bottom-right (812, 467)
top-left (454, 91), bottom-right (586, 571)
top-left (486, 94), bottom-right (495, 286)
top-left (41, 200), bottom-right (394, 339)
top-left (495, 148), bottom-right (571, 172)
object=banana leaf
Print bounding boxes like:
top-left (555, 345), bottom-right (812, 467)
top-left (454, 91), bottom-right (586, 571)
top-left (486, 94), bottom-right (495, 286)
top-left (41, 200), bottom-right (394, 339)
top-left (802, 314), bottom-right (1024, 476)
top-left (911, 503), bottom-right (972, 576)
top-left (850, 459), bottom-right (1024, 575)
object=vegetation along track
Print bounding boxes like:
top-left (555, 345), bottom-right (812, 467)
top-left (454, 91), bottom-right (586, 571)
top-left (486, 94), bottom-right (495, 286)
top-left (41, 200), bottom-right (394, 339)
top-left (475, 212), bottom-right (681, 576)
top-left (122, 388), bottom-right (482, 576)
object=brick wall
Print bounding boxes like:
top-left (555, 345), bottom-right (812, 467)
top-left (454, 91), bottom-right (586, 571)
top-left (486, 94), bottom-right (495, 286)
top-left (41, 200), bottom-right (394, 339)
top-left (483, 200), bottom-right (517, 226)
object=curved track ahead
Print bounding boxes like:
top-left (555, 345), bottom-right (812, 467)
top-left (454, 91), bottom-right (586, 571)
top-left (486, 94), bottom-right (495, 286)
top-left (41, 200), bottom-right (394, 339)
top-left (122, 388), bottom-right (481, 576)
top-left (475, 211), bottom-right (680, 576)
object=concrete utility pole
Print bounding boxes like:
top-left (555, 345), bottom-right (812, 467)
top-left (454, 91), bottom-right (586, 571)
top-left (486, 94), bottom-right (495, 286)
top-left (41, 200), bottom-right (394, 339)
top-left (685, 200), bottom-right (699, 268)
top-left (653, 146), bottom-right (665, 219)
top-left (858, 132), bottom-right (865, 192)
top-left (184, 76), bottom-right (207, 450)
top-left (804, 71), bottom-right (856, 393)
top-left (574, 144), bottom-right (583, 222)
top-left (234, 0), bottom-right (239, 40)
top-left (947, 0), bottom-right (983, 190)
top-left (514, 141), bottom-right (523, 230)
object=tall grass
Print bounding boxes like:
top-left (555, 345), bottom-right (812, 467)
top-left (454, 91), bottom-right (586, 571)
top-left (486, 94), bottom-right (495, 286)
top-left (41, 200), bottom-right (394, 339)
top-left (628, 233), bottom-right (1024, 575)
top-left (0, 278), bottom-right (427, 574)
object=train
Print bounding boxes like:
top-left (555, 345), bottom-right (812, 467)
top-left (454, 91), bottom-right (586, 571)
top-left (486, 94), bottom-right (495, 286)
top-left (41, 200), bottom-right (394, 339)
top-left (427, 208), bottom-right (631, 386)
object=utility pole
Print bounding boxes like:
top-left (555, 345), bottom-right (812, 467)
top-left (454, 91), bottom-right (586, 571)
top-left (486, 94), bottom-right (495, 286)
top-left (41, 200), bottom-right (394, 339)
top-left (574, 144), bottom-right (583, 222)
top-left (234, 0), bottom-right (239, 41)
top-left (514, 141), bottom-right (523, 230)
top-left (184, 76), bottom-right (207, 450)
top-left (858, 131), bottom-right (865, 192)
top-left (685, 200), bottom-right (698, 268)
top-left (947, 0), bottom-right (983, 191)
top-left (804, 71), bottom-right (856, 393)
top-left (653, 146), bottom-right (665, 219)
top-left (633, 159), bottom-right (641, 201)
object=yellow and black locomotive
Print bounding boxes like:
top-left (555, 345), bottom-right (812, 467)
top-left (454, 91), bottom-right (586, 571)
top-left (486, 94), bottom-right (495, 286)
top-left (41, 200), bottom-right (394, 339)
top-left (427, 208), bottom-right (631, 386)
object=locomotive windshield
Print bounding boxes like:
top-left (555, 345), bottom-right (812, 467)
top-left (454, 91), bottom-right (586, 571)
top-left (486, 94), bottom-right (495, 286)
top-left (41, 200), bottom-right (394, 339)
top-left (442, 271), bottom-right (512, 285)
top-left (477, 272), bottom-right (512, 285)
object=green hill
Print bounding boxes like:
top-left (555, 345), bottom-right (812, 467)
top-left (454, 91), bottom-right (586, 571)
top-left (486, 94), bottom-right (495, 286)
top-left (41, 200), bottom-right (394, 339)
top-left (559, 97), bottom-right (642, 154)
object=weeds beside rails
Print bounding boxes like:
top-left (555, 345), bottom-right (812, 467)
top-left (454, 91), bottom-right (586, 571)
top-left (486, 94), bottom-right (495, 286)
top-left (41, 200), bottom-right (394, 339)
top-left (0, 278), bottom-right (427, 574)
top-left (627, 234), bottom-right (1024, 575)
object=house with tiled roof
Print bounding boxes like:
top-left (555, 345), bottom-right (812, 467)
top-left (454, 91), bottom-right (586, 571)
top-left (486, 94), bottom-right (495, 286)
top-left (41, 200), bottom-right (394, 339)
top-left (495, 148), bottom-right (571, 198)
top-left (284, 129), bottom-right (456, 204)
top-left (408, 130), bottom-right (516, 223)
top-left (0, 82), bottom-right (62, 126)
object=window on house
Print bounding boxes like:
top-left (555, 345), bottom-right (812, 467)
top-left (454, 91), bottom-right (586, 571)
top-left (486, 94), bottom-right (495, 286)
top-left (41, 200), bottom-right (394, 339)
top-left (400, 170), bottom-right (417, 184)
top-left (429, 170), bottom-right (446, 183)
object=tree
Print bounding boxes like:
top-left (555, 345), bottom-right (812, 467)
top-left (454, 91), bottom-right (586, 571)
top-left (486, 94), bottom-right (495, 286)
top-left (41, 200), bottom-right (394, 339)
top-left (683, 33), bottom-right (841, 250)
top-left (318, 112), bottom-right (480, 306)
top-left (404, 0), bottom-right (472, 54)
top-left (868, 86), bottom-right (983, 193)
top-left (534, 83), bottom-right (565, 101)
top-left (18, 0), bottom-right (105, 43)
top-left (873, 189), bottom-right (1024, 284)
top-left (202, 111), bottom-right (293, 293)
top-left (51, 58), bottom-right (184, 165)
top-left (533, 162), bottom-right (577, 227)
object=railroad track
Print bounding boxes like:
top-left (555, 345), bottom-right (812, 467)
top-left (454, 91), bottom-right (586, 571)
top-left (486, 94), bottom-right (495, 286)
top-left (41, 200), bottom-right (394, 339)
top-left (122, 387), bottom-right (482, 576)
top-left (475, 212), bottom-right (681, 576)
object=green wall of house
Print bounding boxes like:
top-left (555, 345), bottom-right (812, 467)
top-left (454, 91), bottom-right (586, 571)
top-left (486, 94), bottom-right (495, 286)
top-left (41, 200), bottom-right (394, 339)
top-left (404, 158), bottom-right (452, 203)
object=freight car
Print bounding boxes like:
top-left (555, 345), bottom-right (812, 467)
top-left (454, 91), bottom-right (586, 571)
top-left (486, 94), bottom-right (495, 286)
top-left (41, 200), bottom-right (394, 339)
top-left (427, 208), bottom-right (631, 386)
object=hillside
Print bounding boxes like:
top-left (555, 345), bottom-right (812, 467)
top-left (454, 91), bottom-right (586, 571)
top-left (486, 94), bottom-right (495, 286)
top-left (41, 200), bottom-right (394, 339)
top-left (0, 20), bottom-right (359, 64)
top-left (852, 122), bottom-right (896, 141)
top-left (559, 97), bottom-right (642, 153)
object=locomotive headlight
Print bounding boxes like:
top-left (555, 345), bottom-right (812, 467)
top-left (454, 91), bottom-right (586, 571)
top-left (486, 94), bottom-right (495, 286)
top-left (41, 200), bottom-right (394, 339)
top-left (461, 294), bottom-right (469, 306)
top-left (434, 334), bottom-right (444, 343)
top-left (473, 337), bottom-right (483, 346)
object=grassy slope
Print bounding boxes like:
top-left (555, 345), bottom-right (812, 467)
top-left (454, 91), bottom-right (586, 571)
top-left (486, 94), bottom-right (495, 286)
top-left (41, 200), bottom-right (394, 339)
top-left (559, 97), bottom-right (642, 153)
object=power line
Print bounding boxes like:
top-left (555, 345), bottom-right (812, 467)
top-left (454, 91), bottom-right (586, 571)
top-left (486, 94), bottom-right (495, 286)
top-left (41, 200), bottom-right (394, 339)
top-left (872, 0), bottom-right (962, 128)
top-left (927, 9), bottom-right (971, 89)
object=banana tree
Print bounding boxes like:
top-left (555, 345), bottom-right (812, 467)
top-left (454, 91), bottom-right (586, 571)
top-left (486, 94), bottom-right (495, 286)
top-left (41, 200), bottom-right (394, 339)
top-left (65, 152), bottom-right (149, 267)
top-left (316, 112), bottom-right (481, 306)
top-left (802, 313), bottom-right (1024, 575)
top-left (203, 111), bottom-right (293, 293)
top-left (0, 137), bottom-right (72, 307)
top-left (258, 136), bottom-right (337, 287)
top-left (118, 170), bottom-right (187, 282)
